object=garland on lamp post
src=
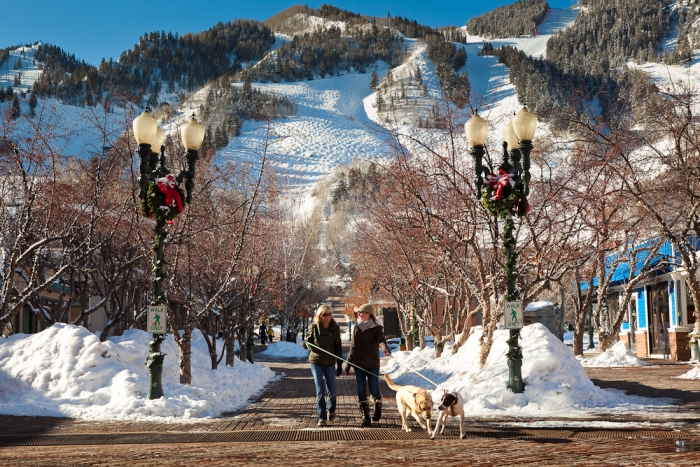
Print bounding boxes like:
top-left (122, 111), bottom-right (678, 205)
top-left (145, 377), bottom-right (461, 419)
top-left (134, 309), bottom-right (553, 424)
top-left (133, 110), bottom-right (205, 399)
top-left (465, 108), bottom-right (537, 394)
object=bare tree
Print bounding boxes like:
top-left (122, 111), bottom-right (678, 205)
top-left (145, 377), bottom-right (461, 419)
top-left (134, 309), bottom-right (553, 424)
top-left (0, 102), bottom-right (134, 334)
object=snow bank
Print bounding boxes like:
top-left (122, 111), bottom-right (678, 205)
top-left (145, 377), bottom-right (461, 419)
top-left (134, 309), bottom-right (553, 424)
top-left (258, 339), bottom-right (309, 358)
top-left (578, 341), bottom-right (648, 368)
top-left (383, 323), bottom-right (662, 418)
top-left (678, 365), bottom-right (700, 380)
top-left (0, 323), bottom-right (276, 420)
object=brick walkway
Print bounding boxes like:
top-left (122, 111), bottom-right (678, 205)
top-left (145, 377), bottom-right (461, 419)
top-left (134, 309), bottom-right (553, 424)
top-left (1, 300), bottom-right (700, 465)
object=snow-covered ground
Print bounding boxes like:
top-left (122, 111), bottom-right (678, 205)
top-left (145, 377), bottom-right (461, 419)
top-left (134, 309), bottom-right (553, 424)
top-left (577, 341), bottom-right (648, 368)
top-left (258, 339), bottom-right (308, 358)
top-left (678, 365), bottom-right (700, 380)
top-left (220, 72), bottom-right (389, 185)
top-left (0, 45), bottom-right (41, 92)
top-left (384, 323), bottom-right (695, 425)
top-left (1, 321), bottom-right (697, 423)
top-left (0, 324), bottom-right (276, 421)
top-left (0, 44), bottom-right (129, 158)
top-left (467, 7), bottom-right (581, 59)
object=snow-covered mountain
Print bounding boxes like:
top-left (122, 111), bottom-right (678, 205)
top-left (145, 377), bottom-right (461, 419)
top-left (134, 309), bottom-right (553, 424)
top-left (4, 3), bottom-right (699, 188)
top-left (216, 7), bottom-right (580, 184)
top-left (0, 8), bottom-right (573, 185)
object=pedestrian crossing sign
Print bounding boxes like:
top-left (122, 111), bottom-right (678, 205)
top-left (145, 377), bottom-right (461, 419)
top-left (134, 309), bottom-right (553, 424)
top-left (504, 301), bottom-right (523, 329)
top-left (148, 305), bottom-right (167, 334)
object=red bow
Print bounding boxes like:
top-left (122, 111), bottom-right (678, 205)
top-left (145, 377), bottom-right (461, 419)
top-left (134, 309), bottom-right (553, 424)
top-left (156, 174), bottom-right (183, 213)
top-left (486, 169), bottom-right (512, 202)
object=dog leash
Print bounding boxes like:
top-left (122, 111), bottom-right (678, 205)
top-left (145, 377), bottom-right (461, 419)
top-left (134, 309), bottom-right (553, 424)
top-left (386, 355), bottom-right (440, 388)
top-left (304, 338), bottom-right (441, 388)
top-left (302, 339), bottom-right (374, 375)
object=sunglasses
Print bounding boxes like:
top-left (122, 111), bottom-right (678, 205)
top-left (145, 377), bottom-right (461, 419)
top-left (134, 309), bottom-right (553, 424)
top-left (322, 313), bottom-right (332, 317)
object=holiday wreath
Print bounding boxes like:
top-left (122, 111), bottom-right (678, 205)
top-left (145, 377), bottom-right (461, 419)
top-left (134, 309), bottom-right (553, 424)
top-left (142, 174), bottom-right (185, 221)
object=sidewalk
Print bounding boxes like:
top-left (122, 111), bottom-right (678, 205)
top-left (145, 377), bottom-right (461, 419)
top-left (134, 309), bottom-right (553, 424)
top-left (1, 300), bottom-right (700, 465)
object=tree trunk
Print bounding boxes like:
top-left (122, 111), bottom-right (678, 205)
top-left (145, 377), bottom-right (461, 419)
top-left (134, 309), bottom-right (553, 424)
top-left (573, 309), bottom-right (588, 356)
top-left (225, 339), bottom-right (235, 367)
top-left (178, 330), bottom-right (193, 385)
top-left (599, 331), bottom-right (616, 353)
top-left (479, 313), bottom-right (498, 368)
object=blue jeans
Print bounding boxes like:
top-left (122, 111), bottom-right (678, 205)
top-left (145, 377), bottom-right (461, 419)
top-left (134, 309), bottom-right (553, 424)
top-left (310, 364), bottom-right (337, 420)
top-left (354, 367), bottom-right (381, 402)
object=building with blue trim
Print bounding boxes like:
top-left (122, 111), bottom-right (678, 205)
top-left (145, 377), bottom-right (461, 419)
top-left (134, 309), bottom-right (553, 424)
top-left (584, 239), bottom-right (697, 361)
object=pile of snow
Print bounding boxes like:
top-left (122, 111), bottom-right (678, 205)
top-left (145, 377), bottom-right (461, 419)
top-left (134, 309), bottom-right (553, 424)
top-left (578, 341), bottom-right (647, 368)
top-left (258, 339), bottom-right (309, 358)
top-left (678, 366), bottom-right (700, 380)
top-left (0, 323), bottom-right (276, 420)
top-left (383, 323), bottom-right (664, 418)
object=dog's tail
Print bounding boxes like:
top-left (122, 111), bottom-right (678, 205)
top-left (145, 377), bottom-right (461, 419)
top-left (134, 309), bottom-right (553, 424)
top-left (384, 373), bottom-right (401, 391)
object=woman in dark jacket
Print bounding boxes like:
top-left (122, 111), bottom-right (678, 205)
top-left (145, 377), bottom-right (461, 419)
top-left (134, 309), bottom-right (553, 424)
top-left (303, 304), bottom-right (343, 426)
top-left (343, 303), bottom-right (391, 427)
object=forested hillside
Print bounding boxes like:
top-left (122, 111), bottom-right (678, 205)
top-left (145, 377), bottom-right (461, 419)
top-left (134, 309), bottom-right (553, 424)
top-left (250, 4), bottom-right (467, 94)
top-left (30, 20), bottom-right (275, 108)
top-left (466, 0), bottom-right (550, 38)
top-left (4, 2), bottom-right (694, 139)
top-left (241, 24), bottom-right (404, 81)
top-left (198, 74), bottom-right (297, 151)
top-left (9, 3), bottom-right (475, 136)
top-left (546, 0), bottom-right (675, 71)
top-left (478, 0), bottom-right (682, 124)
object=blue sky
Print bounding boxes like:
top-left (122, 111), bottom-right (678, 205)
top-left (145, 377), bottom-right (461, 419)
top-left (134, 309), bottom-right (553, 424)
top-left (1, 1), bottom-right (576, 66)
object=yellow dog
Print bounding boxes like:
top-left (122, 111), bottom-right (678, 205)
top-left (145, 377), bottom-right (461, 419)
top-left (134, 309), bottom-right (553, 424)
top-left (384, 374), bottom-right (434, 434)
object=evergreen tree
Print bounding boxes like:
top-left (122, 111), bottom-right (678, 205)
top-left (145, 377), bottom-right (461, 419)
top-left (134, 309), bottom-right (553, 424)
top-left (242, 75), bottom-right (252, 99)
top-left (214, 126), bottom-right (228, 149)
top-left (366, 162), bottom-right (380, 196)
top-left (11, 95), bottom-right (20, 119)
top-left (332, 174), bottom-right (348, 207)
top-left (370, 69), bottom-right (379, 90)
top-left (29, 91), bottom-right (37, 118)
top-left (231, 116), bottom-right (241, 137)
top-left (203, 125), bottom-right (214, 150)
top-left (376, 90), bottom-right (385, 112)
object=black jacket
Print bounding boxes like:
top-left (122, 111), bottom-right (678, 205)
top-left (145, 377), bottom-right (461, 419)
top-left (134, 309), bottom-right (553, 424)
top-left (303, 320), bottom-right (343, 367)
top-left (346, 321), bottom-right (389, 370)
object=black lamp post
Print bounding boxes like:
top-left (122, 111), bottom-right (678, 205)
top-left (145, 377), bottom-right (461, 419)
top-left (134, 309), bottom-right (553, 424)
top-left (133, 110), bottom-right (205, 399)
top-left (465, 107), bottom-right (537, 394)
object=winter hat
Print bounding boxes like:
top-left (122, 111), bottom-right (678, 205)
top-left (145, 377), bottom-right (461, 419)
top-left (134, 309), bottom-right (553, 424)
top-left (357, 303), bottom-right (375, 319)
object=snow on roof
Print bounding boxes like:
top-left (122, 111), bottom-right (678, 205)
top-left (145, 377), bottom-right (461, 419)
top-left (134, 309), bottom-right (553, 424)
top-left (525, 300), bottom-right (555, 311)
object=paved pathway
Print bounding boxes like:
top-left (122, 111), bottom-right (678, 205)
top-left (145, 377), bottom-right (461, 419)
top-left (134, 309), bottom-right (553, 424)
top-left (2, 298), bottom-right (700, 465)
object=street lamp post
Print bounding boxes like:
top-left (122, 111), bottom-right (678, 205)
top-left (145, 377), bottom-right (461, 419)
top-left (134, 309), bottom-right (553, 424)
top-left (465, 107), bottom-right (537, 394)
top-left (133, 110), bottom-right (205, 399)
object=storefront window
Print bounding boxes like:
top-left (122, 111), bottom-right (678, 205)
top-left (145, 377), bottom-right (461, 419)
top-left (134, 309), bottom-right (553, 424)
top-left (648, 282), bottom-right (670, 354)
top-left (687, 284), bottom-right (696, 327)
